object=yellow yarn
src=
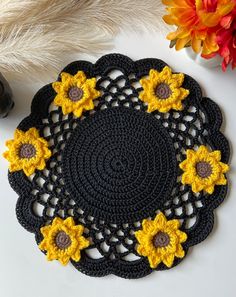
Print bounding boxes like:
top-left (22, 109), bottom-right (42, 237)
top-left (135, 212), bottom-right (187, 269)
top-left (139, 66), bottom-right (189, 113)
top-left (39, 217), bottom-right (90, 266)
top-left (52, 71), bottom-right (100, 117)
top-left (179, 145), bottom-right (229, 194)
top-left (3, 128), bottom-right (51, 176)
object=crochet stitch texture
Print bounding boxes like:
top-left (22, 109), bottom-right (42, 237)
top-left (7, 54), bottom-right (230, 279)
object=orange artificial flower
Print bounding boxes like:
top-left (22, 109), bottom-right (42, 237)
top-left (163, 0), bottom-right (235, 55)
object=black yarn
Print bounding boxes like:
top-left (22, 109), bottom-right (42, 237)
top-left (63, 107), bottom-right (177, 223)
top-left (9, 54), bottom-right (230, 279)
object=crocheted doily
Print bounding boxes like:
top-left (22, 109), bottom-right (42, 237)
top-left (6, 54), bottom-right (230, 279)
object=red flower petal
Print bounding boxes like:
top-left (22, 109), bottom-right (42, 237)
top-left (220, 15), bottom-right (233, 29)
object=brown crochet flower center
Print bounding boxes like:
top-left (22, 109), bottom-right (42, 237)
top-left (153, 231), bottom-right (170, 248)
top-left (55, 231), bottom-right (72, 249)
top-left (19, 144), bottom-right (36, 159)
top-left (196, 161), bottom-right (212, 178)
top-left (68, 87), bottom-right (84, 102)
top-left (155, 83), bottom-right (172, 99)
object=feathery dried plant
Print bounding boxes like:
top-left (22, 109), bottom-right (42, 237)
top-left (0, 0), bottom-right (166, 80)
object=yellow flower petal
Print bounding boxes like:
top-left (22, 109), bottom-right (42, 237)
top-left (77, 236), bottom-right (90, 249)
top-left (59, 255), bottom-right (70, 266)
top-left (139, 67), bottom-right (189, 113)
top-left (171, 73), bottom-right (185, 87)
top-left (135, 213), bottom-right (187, 269)
top-left (52, 217), bottom-right (64, 226)
top-left (191, 38), bottom-right (202, 54)
top-left (64, 217), bottom-right (75, 228)
top-left (23, 165), bottom-right (36, 177)
top-left (139, 79), bottom-right (150, 90)
top-left (186, 149), bottom-right (196, 159)
top-left (38, 240), bottom-right (47, 251)
top-left (142, 219), bottom-right (155, 233)
top-left (191, 181), bottom-right (203, 193)
top-left (148, 253), bottom-right (162, 269)
top-left (5, 139), bottom-right (15, 149)
top-left (154, 212), bottom-right (167, 227)
top-left (161, 66), bottom-right (172, 78)
top-left (40, 225), bottom-right (51, 237)
top-left (180, 146), bottom-right (229, 194)
top-left (166, 219), bottom-right (180, 230)
top-left (175, 245), bottom-right (185, 258)
top-left (86, 77), bottom-right (97, 88)
top-left (84, 101), bottom-right (94, 111)
top-left (43, 148), bottom-right (52, 159)
top-left (3, 128), bottom-right (51, 176)
top-left (73, 225), bottom-right (84, 236)
top-left (181, 172), bottom-right (192, 184)
top-left (179, 88), bottom-right (189, 98)
top-left (54, 95), bottom-right (63, 105)
top-left (53, 70), bottom-right (100, 118)
top-left (175, 37), bottom-right (191, 50)
top-left (172, 102), bottom-right (184, 111)
top-left (3, 151), bottom-right (10, 160)
top-left (73, 107), bottom-right (83, 118)
top-left (36, 159), bottom-right (46, 171)
top-left (147, 104), bottom-right (156, 113)
top-left (9, 162), bottom-right (22, 172)
top-left (198, 145), bottom-right (209, 155)
top-left (219, 3), bottom-right (235, 16)
top-left (74, 71), bottom-right (87, 83)
top-left (163, 253), bottom-right (175, 268)
top-left (149, 69), bottom-right (160, 81)
top-left (220, 162), bottom-right (229, 173)
top-left (167, 28), bottom-right (190, 40)
top-left (46, 251), bottom-right (57, 262)
top-left (14, 129), bottom-right (24, 138)
top-left (39, 217), bottom-right (90, 266)
top-left (210, 150), bottom-right (221, 161)
top-left (204, 185), bottom-right (215, 194)
top-left (200, 12), bottom-right (221, 27)
top-left (176, 230), bottom-right (187, 243)
top-left (61, 72), bottom-right (73, 83)
top-left (135, 230), bottom-right (146, 243)
top-left (179, 159), bottom-right (188, 170)
top-left (52, 82), bottom-right (62, 93)
top-left (216, 175), bottom-right (227, 185)
top-left (28, 127), bottom-right (40, 138)
top-left (61, 104), bottom-right (73, 115)
top-left (195, 0), bottom-right (203, 10)
top-left (163, 14), bottom-right (176, 25)
top-left (137, 244), bottom-right (149, 257)
top-left (72, 250), bottom-right (81, 262)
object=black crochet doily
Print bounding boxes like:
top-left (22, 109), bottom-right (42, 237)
top-left (9, 54), bottom-right (230, 279)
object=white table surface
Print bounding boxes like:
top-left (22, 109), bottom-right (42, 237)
top-left (0, 31), bottom-right (235, 297)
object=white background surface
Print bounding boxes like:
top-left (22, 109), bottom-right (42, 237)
top-left (0, 31), bottom-right (235, 297)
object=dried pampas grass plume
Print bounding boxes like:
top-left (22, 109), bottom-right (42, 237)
top-left (0, 0), bottom-right (167, 80)
top-left (0, 25), bottom-right (111, 80)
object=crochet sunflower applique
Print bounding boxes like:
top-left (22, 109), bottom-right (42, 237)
top-left (39, 217), bottom-right (90, 265)
top-left (179, 145), bottom-right (229, 194)
top-left (52, 71), bottom-right (100, 117)
top-left (139, 66), bottom-right (189, 113)
top-left (3, 128), bottom-right (51, 176)
top-left (135, 212), bottom-right (187, 268)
